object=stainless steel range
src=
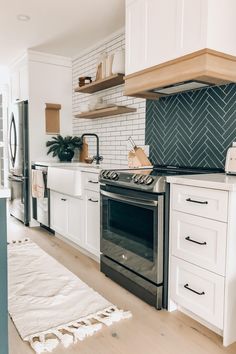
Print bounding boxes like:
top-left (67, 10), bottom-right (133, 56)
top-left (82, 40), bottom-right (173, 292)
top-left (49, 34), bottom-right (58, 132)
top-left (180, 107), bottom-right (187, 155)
top-left (99, 165), bottom-right (223, 309)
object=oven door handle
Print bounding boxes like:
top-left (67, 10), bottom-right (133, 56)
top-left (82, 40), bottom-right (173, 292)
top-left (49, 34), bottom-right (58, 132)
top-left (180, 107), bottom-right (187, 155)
top-left (100, 190), bottom-right (158, 207)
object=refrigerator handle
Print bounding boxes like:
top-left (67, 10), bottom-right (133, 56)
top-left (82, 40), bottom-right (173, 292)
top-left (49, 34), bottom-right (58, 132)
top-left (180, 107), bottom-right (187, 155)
top-left (9, 114), bottom-right (17, 167)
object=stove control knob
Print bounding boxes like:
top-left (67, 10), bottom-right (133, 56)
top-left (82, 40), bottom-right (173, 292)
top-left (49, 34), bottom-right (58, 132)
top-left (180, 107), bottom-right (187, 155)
top-left (139, 175), bottom-right (146, 184)
top-left (101, 170), bottom-right (107, 178)
top-left (107, 171), bottom-right (112, 178)
top-left (112, 172), bottom-right (119, 180)
top-left (144, 176), bottom-right (154, 185)
top-left (133, 174), bottom-right (141, 183)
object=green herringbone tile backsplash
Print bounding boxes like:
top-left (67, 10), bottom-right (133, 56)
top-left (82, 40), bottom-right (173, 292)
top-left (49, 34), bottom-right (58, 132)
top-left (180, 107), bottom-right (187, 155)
top-left (146, 83), bottom-right (236, 169)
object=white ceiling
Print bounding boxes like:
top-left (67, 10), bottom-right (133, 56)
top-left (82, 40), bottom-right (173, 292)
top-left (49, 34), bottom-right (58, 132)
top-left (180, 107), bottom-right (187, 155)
top-left (0, 0), bottom-right (125, 65)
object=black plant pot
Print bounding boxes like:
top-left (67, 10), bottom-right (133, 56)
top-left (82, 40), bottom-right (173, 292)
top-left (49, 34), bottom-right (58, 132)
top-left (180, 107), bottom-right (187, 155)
top-left (58, 149), bottom-right (74, 162)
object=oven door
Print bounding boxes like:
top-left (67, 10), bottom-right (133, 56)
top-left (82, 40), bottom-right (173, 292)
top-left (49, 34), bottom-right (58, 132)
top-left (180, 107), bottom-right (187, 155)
top-left (101, 185), bottom-right (164, 285)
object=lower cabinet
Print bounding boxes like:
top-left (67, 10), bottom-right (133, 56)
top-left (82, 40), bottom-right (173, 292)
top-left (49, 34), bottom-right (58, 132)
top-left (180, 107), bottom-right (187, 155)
top-left (168, 182), bottom-right (236, 347)
top-left (67, 197), bottom-right (83, 245)
top-left (50, 191), bottom-right (83, 246)
top-left (50, 188), bottom-right (100, 258)
top-left (84, 190), bottom-right (100, 258)
top-left (170, 256), bottom-right (225, 329)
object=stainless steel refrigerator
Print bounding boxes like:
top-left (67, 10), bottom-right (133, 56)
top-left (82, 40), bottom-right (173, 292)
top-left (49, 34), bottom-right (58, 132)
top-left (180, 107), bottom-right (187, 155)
top-left (8, 100), bottom-right (29, 225)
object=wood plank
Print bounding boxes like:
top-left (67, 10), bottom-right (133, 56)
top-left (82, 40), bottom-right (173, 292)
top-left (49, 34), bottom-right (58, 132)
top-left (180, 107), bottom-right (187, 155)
top-left (74, 106), bottom-right (136, 119)
top-left (124, 48), bottom-right (236, 99)
top-left (45, 103), bottom-right (61, 134)
top-left (8, 217), bottom-right (236, 354)
top-left (74, 74), bottom-right (124, 94)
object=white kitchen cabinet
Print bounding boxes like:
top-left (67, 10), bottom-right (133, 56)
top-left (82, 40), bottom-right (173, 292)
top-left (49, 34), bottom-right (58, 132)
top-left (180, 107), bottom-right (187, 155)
top-left (125, 0), bottom-right (236, 75)
top-left (10, 71), bottom-right (20, 102)
top-left (168, 180), bottom-right (236, 347)
top-left (50, 170), bottom-right (101, 259)
top-left (171, 211), bottom-right (227, 275)
top-left (19, 64), bottom-right (29, 101)
top-left (84, 172), bottom-right (99, 192)
top-left (50, 191), bottom-right (68, 235)
top-left (10, 63), bottom-right (28, 102)
top-left (178, 0), bottom-right (206, 56)
top-left (171, 256), bottom-right (225, 329)
top-left (172, 184), bottom-right (228, 222)
top-left (146, 0), bottom-right (179, 69)
top-left (84, 190), bottom-right (100, 258)
top-left (67, 196), bottom-right (83, 245)
top-left (50, 191), bottom-right (83, 246)
top-left (126, 0), bottom-right (147, 74)
top-left (125, 0), bottom-right (206, 75)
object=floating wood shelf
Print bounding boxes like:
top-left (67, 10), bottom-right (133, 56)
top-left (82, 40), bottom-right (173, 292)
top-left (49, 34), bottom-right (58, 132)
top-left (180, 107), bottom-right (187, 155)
top-left (75, 106), bottom-right (136, 119)
top-left (74, 74), bottom-right (124, 94)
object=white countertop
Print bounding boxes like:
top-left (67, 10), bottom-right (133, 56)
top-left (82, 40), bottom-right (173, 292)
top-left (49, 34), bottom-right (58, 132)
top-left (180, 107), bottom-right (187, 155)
top-left (0, 186), bottom-right (10, 198)
top-left (33, 161), bottom-right (129, 172)
top-left (167, 173), bottom-right (236, 191)
top-left (33, 161), bottom-right (153, 174)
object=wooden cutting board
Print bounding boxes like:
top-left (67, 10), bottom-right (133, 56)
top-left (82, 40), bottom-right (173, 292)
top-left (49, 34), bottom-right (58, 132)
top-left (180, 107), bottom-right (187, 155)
top-left (133, 146), bottom-right (152, 166)
top-left (79, 138), bottom-right (88, 162)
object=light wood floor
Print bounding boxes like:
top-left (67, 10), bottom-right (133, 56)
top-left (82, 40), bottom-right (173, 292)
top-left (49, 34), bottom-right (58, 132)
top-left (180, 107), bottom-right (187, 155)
top-left (8, 216), bottom-right (236, 354)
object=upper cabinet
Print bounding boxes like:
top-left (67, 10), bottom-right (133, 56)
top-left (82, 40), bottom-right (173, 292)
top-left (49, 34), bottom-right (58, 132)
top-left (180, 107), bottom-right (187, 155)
top-left (126, 0), bottom-right (147, 74)
top-left (125, 0), bottom-right (236, 98)
top-left (10, 58), bottom-right (29, 102)
top-left (125, 0), bottom-right (206, 75)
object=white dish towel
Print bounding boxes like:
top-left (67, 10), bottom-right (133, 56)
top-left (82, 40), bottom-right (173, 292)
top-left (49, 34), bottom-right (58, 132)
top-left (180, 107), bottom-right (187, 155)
top-left (32, 170), bottom-right (45, 198)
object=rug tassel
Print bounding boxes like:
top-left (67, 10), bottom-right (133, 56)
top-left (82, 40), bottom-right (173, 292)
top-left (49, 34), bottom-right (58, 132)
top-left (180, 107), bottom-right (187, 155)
top-left (29, 336), bottom-right (59, 354)
top-left (26, 307), bottom-right (132, 353)
top-left (73, 323), bottom-right (102, 342)
top-left (7, 238), bottom-right (30, 245)
top-left (53, 329), bottom-right (73, 348)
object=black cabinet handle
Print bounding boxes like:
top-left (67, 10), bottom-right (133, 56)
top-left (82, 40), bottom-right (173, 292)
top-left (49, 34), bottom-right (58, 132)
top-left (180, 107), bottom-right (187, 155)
top-left (88, 180), bottom-right (99, 184)
top-left (186, 198), bottom-right (208, 205)
top-left (184, 283), bottom-right (205, 296)
top-left (185, 236), bottom-right (207, 246)
top-left (61, 198), bottom-right (67, 201)
top-left (88, 198), bottom-right (99, 203)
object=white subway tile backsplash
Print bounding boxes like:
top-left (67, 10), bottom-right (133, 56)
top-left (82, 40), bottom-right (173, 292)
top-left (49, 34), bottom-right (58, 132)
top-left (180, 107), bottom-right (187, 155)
top-left (72, 32), bottom-right (146, 165)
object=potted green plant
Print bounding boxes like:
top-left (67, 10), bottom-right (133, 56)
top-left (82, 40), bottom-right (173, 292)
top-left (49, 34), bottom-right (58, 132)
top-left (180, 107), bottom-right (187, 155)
top-left (46, 135), bottom-right (83, 162)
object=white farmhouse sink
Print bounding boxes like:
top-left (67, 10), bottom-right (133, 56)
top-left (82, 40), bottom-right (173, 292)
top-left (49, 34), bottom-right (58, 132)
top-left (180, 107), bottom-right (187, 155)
top-left (47, 166), bottom-right (82, 196)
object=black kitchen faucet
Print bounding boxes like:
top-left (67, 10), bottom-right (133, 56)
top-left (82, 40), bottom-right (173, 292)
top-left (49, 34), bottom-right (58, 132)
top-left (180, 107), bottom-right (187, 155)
top-left (81, 133), bottom-right (103, 165)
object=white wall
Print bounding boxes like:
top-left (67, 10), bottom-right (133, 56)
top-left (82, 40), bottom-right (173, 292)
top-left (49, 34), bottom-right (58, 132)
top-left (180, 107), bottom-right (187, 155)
top-left (72, 32), bottom-right (146, 166)
top-left (0, 67), bottom-right (9, 186)
top-left (28, 53), bottom-right (72, 163)
top-left (0, 66), bottom-right (9, 85)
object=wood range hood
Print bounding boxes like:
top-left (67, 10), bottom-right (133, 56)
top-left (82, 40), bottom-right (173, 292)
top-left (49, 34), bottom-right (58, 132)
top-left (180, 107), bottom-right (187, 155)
top-left (124, 49), bottom-right (236, 99)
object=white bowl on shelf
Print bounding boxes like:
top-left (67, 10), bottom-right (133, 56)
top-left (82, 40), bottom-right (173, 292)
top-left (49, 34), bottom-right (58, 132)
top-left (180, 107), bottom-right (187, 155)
top-left (89, 96), bottom-right (103, 110)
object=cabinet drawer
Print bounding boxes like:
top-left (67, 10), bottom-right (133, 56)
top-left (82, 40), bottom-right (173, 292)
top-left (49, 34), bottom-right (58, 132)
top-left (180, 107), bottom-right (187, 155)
top-left (170, 257), bottom-right (224, 329)
top-left (171, 212), bottom-right (227, 275)
top-left (83, 172), bottom-right (99, 191)
top-left (172, 184), bottom-right (228, 222)
top-left (84, 190), bottom-right (100, 257)
top-left (50, 191), bottom-right (68, 235)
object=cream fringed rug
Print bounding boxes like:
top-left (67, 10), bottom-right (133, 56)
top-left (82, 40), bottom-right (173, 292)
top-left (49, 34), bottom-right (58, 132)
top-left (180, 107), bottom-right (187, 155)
top-left (8, 239), bottom-right (132, 354)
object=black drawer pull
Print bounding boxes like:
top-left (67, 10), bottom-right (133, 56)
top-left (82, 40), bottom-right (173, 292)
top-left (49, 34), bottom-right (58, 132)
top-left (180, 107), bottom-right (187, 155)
top-left (88, 180), bottom-right (98, 184)
top-left (186, 198), bottom-right (208, 205)
top-left (184, 283), bottom-right (205, 296)
top-left (88, 198), bottom-right (99, 203)
top-left (61, 198), bottom-right (67, 201)
top-left (185, 236), bottom-right (207, 246)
